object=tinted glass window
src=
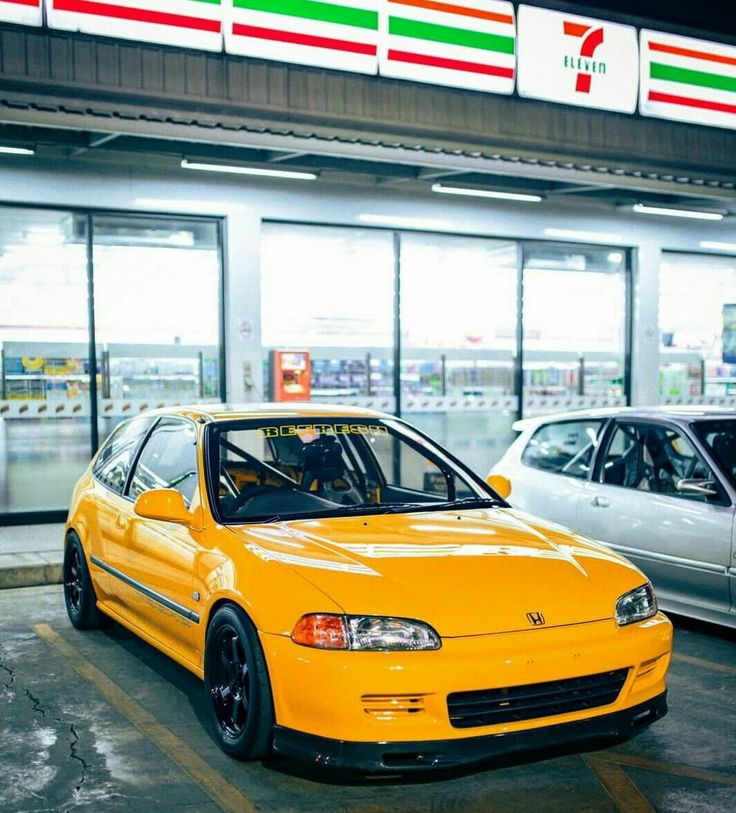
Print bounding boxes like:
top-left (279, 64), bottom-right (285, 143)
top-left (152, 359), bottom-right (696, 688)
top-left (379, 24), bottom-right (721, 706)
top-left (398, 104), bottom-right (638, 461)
top-left (93, 417), bottom-right (155, 495)
top-left (601, 422), bottom-right (719, 501)
top-left (129, 420), bottom-right (199, 506)
top-left (521, 420), bottom-right (604, 479)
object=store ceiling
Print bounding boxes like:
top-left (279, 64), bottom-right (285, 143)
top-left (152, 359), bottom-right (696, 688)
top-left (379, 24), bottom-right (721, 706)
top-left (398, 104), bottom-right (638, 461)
top-left (1, 120), bottom-right (734, 217)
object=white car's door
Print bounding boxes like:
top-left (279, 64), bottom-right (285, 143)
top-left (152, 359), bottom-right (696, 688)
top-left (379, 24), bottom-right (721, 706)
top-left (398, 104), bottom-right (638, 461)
top-left (499, 418), bottom-right (608, 530)
top-left (578, 419), bottom-right (733, 616)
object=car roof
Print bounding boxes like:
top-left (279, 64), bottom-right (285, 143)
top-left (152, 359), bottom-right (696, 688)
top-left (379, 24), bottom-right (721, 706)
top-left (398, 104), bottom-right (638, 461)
top-left (135, 402), bottom-right (393, 423)
top-left (513, 405), bottom-right (736, 432)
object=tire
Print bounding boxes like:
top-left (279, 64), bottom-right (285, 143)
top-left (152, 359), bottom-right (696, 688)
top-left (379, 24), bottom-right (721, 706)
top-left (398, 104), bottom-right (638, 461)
top-left (63, 532), bottom-right (108, 630)
top-left (204, 604), bottom-right (274, 760)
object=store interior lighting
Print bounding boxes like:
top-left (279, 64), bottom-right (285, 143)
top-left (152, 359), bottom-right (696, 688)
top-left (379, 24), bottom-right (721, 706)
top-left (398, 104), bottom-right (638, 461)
top-left (0, 145), bottom-right (35, 156)
top-left (431, 183), bottom-right (543, 202)
top-left (181, 159), bottom-right (317, 181)
top-left (631, 203), bottom-right (724, 221)
top-left (699, 241), bottom-right (736, 252)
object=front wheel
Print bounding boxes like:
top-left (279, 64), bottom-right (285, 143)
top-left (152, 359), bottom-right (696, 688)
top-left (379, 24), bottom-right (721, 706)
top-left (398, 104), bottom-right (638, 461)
top-left (204, 604), bottom-right (274, 760)
top-left (63, 533), bottom-right (108, 630)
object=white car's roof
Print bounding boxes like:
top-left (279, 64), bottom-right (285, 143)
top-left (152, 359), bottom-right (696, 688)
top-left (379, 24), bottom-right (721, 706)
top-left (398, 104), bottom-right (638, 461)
top-left (512, 405), bottom-right (736, 432)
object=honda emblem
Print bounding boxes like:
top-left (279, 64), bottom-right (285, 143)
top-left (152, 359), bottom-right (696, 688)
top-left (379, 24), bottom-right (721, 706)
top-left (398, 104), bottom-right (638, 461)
top-left (526, 611), bottom-right (546, 626)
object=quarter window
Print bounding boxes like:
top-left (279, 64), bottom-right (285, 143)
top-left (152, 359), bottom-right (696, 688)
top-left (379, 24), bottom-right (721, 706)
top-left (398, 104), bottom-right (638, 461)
top-left (600, 422), bottom-right (719, 501)
top-left (128, 420), bottom-right (199, 506)
top-left (93, 417), bottom-right (155, 495)
top-left (521, 420), bottom-right (604, 479)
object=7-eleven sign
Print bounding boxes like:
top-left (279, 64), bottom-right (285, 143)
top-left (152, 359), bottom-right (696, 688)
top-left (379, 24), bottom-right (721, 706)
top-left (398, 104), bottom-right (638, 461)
top-left (518, 5), bottom-right (638, 113)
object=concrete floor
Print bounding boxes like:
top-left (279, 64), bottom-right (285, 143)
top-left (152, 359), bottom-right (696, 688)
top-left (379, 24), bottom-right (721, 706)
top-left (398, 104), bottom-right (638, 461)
top-left (1, 586), bottom-right (734, 813)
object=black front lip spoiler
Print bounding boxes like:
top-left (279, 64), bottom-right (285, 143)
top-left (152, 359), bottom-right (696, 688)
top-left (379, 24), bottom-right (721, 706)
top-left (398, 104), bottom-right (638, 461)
top-left (272, 691), bottom-right (667, 772)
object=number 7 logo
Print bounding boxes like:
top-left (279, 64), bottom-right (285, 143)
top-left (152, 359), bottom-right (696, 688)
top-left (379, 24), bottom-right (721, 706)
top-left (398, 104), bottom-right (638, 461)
top-left (563, 22), bottom-right (605, 93)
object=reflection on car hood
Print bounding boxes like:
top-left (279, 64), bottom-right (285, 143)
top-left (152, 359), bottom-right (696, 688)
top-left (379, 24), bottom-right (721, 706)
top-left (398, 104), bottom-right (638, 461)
top-left (226, 508), bottom-right (645, 637)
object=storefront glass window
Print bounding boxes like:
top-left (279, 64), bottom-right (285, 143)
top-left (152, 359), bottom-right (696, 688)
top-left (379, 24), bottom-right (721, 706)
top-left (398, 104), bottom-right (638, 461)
top-left (0, 208), bottom-right (224, 518)
top-left (92, 215), bottom-right (222, 443)
top-left (659, 252), bottom-right (736, 401)
top-left (0, 208), bottom-right (91, 513)
top-left (261, 224), bottom-right (395, 404)
top-left (522, 243), bottom-right (627, 417)
top-left (399, 233), bottom-right (519, 473)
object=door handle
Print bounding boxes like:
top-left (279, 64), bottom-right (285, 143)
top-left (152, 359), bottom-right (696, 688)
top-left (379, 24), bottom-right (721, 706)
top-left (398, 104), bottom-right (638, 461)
top-left (114, 513), bottom-right (128, 530)
top-left (591, 496), bottom-right (611, 508)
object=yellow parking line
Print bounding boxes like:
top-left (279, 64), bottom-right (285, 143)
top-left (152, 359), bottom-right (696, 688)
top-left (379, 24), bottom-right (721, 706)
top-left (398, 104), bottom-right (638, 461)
top-left (584, 756), bottom-right (655, 813)
top-left (33, 623), bottom-right (258, 813)
top-left (673, 652), bottom-right (736, 677)
top-left (605, 753), bottom-right (736, 787)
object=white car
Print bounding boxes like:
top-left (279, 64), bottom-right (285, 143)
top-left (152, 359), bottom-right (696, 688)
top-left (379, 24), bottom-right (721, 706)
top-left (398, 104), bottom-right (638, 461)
top-left (489, 407), bottom-right (736, 629)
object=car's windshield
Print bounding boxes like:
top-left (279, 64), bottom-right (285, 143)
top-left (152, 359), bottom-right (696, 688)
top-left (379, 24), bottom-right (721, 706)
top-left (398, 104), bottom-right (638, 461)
top-left (207, 417), bottom-right (498, 524)
top-left (692, 419), bottom-right (736, 489)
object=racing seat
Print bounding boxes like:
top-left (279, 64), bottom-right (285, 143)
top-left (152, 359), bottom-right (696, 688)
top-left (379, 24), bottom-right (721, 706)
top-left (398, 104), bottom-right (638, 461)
top-left (299, 436), bottom-right (359, 503)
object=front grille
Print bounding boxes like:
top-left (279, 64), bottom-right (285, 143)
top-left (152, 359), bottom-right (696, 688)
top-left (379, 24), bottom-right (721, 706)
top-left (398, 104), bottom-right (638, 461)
top-left (447, 668), bottom-right (629, 729)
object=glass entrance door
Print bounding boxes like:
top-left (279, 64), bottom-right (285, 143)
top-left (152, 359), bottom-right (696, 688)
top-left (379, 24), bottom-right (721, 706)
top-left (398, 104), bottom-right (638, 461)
top-left (521, 243), bottom-right (629, 418)
top-left (91, 215), bottom-right (222, 445)
top-left (0, 207), bottom-right (91, 514)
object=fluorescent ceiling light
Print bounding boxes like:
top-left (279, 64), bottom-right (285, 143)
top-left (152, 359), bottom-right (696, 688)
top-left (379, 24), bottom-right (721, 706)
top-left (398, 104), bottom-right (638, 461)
top-left (0, 145), bottom-right (35, 156)
top-left (358, 213), bottom-right (455, 230)
top-left (632, 203), bottom-right (723, 221)
top-left (431, 183), bottom-right (542, 202)
top-left (544, 227), bottom-right (623, 243)
top-left (699, 240), bottom-right (736, 252)
top-left (181, 159), bottom-right (316, 181)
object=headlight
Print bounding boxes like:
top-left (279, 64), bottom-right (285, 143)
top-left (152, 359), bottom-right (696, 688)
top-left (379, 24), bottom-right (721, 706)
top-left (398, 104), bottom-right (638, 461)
top-left (291, 614), bottom-right (441, 651)
top-left (615, 583), bottom-right (658, 626)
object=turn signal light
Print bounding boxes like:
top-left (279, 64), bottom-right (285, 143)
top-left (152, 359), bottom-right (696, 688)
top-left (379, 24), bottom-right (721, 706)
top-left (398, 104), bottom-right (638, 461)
top-left (291, 614), bottom-right (348, 649)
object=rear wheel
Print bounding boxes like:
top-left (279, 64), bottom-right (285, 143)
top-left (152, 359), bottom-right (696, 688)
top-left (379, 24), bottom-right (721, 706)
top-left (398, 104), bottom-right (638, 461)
top-left (63, 533), bottom-right (108, 630)
top-left (204, 604), bottom-right (274, 760)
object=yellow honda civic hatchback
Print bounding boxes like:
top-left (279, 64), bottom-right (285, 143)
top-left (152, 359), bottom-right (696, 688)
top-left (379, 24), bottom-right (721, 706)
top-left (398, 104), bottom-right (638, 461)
top-left (64, 404), bottom-right (672, 771)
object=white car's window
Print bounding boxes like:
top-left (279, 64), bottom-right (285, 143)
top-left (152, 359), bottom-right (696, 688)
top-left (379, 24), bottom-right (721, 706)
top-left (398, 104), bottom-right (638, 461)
top-left (600, 422), bottom-right (721, 502)
top-left (521, 420), bottom-right (604, 479)
top-left (128, 419), bottom-right (199, 506)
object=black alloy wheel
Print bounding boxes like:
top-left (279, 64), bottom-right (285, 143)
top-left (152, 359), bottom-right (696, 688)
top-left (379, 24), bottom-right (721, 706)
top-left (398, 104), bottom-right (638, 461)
top-left (204, 604), bottom-right (274, 760)
top-left (211, 624), bottom-right (251, 738)
top-left (63, 533), bottom-right (108, 630)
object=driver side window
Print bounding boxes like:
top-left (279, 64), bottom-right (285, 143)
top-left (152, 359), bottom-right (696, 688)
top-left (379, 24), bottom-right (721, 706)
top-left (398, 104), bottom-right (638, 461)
top-left (128, 419), bottom-right (199, 507)
top-left (600, 422), bottom-right (717, 501)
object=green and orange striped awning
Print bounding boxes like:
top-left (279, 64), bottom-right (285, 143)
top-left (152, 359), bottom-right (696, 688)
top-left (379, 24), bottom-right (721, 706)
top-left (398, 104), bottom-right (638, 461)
top-left (640, 28), bottom-right (736, 130)
top-left (225, 0), bottom-right (380, 75)
top-left (46, 0), bottom-right (224, 52)
top-left (380, 0), bottom-right (516, 93)
top-left (0, 0), bottom-right (43, 26)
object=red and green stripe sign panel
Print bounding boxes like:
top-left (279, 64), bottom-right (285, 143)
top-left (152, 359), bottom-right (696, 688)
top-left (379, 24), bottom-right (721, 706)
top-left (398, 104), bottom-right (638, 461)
top-left (380, 0), bottom-right (516, 93)
top-left (47, 0), bottom-right (223, 52)
top-left (225, 0), bottom-right (380, 75)
top-left (0, 0), bottom-right (43, 27)
top-left (640, 29), bottom-right (736, 130)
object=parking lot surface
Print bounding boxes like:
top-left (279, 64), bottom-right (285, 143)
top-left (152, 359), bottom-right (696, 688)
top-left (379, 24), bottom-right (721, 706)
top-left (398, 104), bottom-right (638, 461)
top-left (1, 585), bottom-right (734, 813)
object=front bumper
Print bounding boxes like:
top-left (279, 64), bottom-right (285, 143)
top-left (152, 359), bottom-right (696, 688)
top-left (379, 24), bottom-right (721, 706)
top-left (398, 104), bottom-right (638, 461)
top-left (273, 691), bottom-right (667, 772)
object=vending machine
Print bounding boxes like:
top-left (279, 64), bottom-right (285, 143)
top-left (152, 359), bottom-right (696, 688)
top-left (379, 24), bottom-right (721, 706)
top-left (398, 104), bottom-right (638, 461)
top-left (270, 350), bottom-right (311, 402)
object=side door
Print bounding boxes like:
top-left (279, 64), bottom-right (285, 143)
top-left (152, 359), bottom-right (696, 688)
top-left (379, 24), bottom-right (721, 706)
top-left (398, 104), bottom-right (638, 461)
top-left (579, 419), bottom-right (733, 615)
top-left (507, 418), bottom-right (607, 529)
top-left (110, 418), bottom-right (202, 664)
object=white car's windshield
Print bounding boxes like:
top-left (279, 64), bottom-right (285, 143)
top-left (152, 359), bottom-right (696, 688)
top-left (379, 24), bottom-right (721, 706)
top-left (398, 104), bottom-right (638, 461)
top-left (206, 417), bottom-right (499, 523)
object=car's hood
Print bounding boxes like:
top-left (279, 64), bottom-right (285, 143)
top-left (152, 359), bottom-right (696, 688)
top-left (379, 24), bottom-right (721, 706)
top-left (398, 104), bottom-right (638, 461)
top-left (226, 508), bottom-right (646, 637)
